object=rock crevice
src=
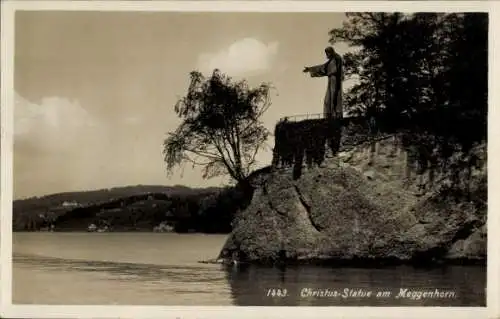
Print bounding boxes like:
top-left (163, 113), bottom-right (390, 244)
top-left (293, 184), bottom-right (322, 232)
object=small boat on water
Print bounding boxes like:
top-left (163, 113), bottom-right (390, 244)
top-left (199, 258), bottom-right (239, 265)
top-left (198, 258), bottom-right (224, 264)
top-left (199, 250), bottom-right (248, 267)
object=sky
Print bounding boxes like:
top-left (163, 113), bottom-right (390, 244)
top-left (14, 11), bottom-right (352, 199)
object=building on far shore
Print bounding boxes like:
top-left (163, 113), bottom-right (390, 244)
top-left (62, 201), bottom-right (79, 207)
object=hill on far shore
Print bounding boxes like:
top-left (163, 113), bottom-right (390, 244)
top-left (12, 184), bottom-right (242, 233)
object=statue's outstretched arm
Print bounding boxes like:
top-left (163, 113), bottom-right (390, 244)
top-left (305, 64), bottom-right (327, 77)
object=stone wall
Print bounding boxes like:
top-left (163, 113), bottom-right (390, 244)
top-left (271, 116), bottom-right (392, 179)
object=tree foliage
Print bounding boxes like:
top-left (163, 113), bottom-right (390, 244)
top-left (163, 69), bottom-right (272, 183)
top-left (329, 12), bottom-right (487, 165)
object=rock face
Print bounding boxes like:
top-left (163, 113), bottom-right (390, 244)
top-left (219, 140), bottom-right (486, 265)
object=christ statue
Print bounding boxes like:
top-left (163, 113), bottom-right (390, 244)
top-left (303, 46), bottom-right (345, 156)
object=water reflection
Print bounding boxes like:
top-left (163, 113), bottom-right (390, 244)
top-left (14, 253), bottom-right (224, 285)
top-left (13, 253), bottom-right (485, 306)
top-left (224, 264), bottom-right (486, 306)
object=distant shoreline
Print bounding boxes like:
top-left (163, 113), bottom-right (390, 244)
top-left (12, 184), bottom-right (240, 234)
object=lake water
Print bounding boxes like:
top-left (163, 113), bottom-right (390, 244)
top-left (12, 233), bottom-right (486, 306)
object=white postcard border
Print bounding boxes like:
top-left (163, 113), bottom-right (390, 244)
top-left (1, 1), bottom-right (498, 318)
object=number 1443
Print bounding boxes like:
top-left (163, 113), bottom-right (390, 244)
top-left (266, 288), bottom-right (288, 297)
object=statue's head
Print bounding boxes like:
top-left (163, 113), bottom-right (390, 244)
top-left (325, 46), bottom-right (335, 59)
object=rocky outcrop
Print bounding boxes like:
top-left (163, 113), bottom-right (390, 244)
top-left (446, 225), bottom-right (486, 261)
top-left (219, 140), bottom-right (486, 265)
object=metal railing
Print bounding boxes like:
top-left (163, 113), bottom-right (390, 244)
top-left (279, 113), bottom-right (325, 122)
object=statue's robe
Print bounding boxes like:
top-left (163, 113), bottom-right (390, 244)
top-left (307, 54), bottom-right (344, 155)
top-left (307, 54), bottom-right (344, 119)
